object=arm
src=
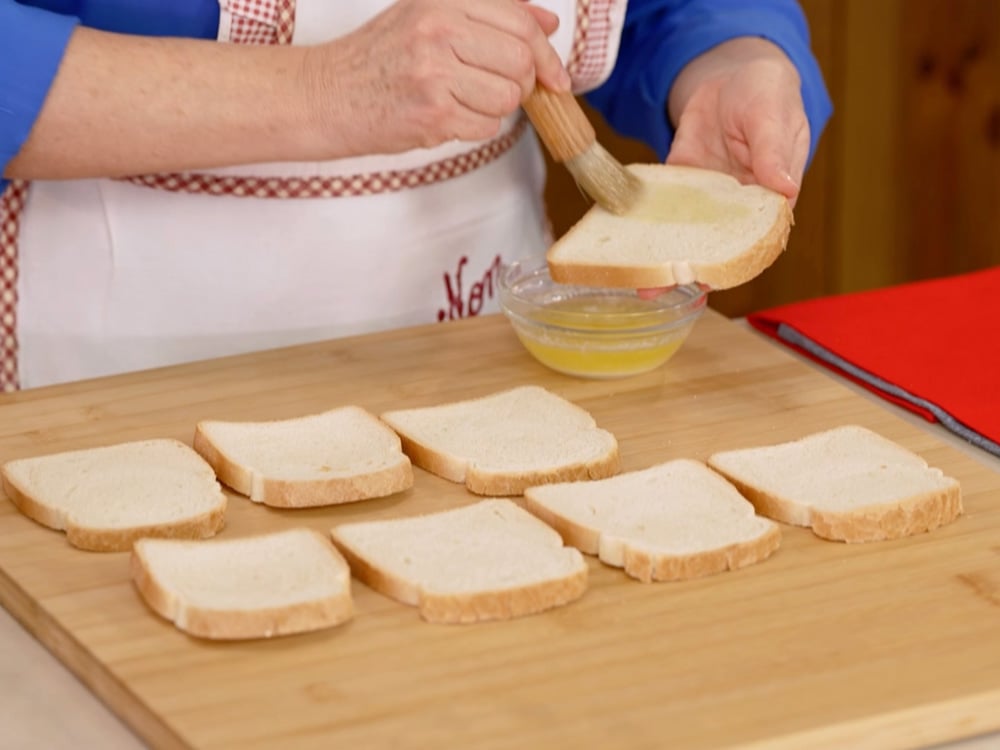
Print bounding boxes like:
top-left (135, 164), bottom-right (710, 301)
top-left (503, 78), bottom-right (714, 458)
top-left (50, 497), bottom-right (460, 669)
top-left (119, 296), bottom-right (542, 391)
top-left (2, 0), bottom-right (570, 183)
top-left (0, 0), bottom-right (221, 190)
top-left (0, 2), bottom-right (78, 188)
top-left (586, 0), bottom-right (832, 195)
top-left (6, 26), bottom-right (321, 181)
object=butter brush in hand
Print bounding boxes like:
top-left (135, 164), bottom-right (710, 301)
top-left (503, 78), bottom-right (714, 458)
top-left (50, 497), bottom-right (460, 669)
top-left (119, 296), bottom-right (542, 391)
top-left (523, 86), bottom-right (643, 215)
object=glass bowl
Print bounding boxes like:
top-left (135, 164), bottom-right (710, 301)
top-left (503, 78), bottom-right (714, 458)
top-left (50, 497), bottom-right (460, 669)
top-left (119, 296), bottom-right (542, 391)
top-left (498, 257), bottom-right (707, 379)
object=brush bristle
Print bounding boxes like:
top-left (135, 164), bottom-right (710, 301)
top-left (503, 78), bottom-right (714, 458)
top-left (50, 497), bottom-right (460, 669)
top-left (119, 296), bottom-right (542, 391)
top-left (565, 144), bottom-right (643, 215)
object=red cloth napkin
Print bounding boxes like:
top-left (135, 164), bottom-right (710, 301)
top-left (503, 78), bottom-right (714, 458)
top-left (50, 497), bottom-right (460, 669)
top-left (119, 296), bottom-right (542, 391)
top-left (747, 267), bottom-right (1000, 457)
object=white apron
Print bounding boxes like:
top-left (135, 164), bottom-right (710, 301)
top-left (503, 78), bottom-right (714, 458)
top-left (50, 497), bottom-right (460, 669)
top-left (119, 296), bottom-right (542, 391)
top-left (0, 0), bottom-right (627, 390)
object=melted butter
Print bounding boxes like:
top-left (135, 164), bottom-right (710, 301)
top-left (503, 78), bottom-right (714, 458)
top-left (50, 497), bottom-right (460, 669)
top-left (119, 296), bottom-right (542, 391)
top-left (626, 182), bottom-right (751, 224)
top-left (515, 294), bottom-right (693, 379)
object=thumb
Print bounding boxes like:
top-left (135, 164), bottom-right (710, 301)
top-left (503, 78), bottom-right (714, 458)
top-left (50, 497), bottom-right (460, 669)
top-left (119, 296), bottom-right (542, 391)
top-left (749, 137), bottom-right (800, 206)
top-left (745, 107), bottom-right (804, 206)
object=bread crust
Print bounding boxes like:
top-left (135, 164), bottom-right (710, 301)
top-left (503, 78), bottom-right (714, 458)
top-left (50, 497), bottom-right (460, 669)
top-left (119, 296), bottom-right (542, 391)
top-left (522, 487), bottom-right (781, 583)
top-left (546, 189), bottom-right (793, 291)
top-left (392, 432), bottom-right (468, 485)
top-left (711, 468), bottom-right (964, 543)
top-left (394, 441), bottom-right (621, 496)
top-left (621, 524), bottom-right (782, 582)
top-left (519, 495), bottom-right (603, 553)
top-left (418, 567), bottom-right (588, 624)
top-left (1, 462), bottom-right (226, 553)
top-left (193, 421), bottom-right (414, 508)
top-left (328, 530), bottom-right (422, 607)
top-left (331, 526), bottom-right (588, 624)
top-left (131, 530), bottom-right (354, 640)
top-left (465, 447), bottom-right (621, 496)
top-left (382, 386), bottom-right (621, 496)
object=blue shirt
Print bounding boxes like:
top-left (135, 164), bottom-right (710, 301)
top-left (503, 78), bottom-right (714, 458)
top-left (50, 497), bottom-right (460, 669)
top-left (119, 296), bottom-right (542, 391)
top-left (586, 0), bottom-right (832, 163)
top-left (0, 0), bottom-right (831, 192)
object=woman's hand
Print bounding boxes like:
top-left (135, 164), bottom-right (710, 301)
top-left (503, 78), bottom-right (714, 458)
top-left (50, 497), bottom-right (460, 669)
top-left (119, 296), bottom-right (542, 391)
top-left (304, 0), bottom-right (570, 157)
top-left (637, 38), bottom-right (807, 299)
top-left (666, 37), bottom-right (809, 208)
top-left (8, 1), bottom-right (566, 181)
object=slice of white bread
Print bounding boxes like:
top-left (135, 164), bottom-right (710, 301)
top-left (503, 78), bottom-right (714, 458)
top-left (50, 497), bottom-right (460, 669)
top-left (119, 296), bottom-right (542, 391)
top-left (1, 439), bottom-right (226, 552)
top-left (131, 528), bottom-right (353, 639)
top-left (330, 499), bottom-right (588, 623)
top-left (193, 406), bottom-right (413, 508)
top-left (379, 385), bottom-right (620, 496)
top-left (523, 459), bottom-right (781, 582)
top-left (546, 164), bottom-right (793, 290)
top-left (707, 425), bottom-right (963, 543)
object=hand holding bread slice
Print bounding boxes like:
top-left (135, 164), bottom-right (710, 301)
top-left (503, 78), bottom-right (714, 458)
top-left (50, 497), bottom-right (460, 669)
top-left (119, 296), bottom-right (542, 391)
top-left (546, 164), bottom-right (793, 290)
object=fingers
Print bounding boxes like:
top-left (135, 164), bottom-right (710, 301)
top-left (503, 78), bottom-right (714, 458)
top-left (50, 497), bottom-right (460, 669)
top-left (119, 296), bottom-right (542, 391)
top-left (465, 1), bottom-right (570, 94)
top-left (450, 25), bottom-right (542, 104)
top-left (637, 287), bottom-right (669, 300)
top-left (449, 63), bottom-right (521, 118)
top-left (744, 99), bottom-right (809, 206)
top-left (327, 0), bottom-right (568, 154)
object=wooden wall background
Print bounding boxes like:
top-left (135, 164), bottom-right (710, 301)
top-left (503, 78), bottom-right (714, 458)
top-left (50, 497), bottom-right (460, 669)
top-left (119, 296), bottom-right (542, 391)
top-left (542, 0), bottom-right (1000, 317)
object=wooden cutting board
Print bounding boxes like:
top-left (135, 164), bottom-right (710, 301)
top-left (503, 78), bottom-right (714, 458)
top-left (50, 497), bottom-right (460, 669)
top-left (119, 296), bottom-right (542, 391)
top-left (0, 310), bottom-right (998, 750)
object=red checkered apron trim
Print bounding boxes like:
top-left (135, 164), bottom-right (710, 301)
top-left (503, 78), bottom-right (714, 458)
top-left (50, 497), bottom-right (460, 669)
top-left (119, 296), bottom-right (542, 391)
top-left (567, 0), bottom-right (620, 92)
top-left (221, 0), bottom-right (296, 45)
top-left (0, 180), bottom-right (27, 392)
top-left (0, 1), bottom-right (299, 392)
top-left (123, 115), bottom-right (530, 198)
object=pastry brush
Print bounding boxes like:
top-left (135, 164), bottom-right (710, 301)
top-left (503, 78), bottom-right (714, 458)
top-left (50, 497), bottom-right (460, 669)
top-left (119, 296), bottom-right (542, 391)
top-left (522, 86), bottom-right (642, 215)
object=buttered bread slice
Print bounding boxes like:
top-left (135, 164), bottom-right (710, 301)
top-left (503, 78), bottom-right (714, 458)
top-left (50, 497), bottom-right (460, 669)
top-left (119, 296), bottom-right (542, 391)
top-left (546, 164), bottom-right (793, 290)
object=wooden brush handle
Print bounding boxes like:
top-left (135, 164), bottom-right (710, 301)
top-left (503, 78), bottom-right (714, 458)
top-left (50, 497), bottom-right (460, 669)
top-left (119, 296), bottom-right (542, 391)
top-left (522, 87), bottom-right (596, 163)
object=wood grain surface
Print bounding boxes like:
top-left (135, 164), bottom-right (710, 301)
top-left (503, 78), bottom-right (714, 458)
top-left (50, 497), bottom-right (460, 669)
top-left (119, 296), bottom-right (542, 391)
top-left (0, 310), bottom-right (998, 750)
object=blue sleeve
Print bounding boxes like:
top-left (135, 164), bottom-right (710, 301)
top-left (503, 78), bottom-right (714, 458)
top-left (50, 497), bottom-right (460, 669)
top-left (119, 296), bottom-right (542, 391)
top-left (586, 0), bottom-right (833, 165)
top-left (0, 2), bottom-right (79, 191)
top-left (19, 1), bottom-right (219, 38)
top-left (1, 0), bottom-right (220, 191)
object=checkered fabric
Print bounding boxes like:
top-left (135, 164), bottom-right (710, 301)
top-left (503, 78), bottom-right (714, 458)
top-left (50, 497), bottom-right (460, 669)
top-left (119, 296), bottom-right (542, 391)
top-left (223, 0), bottom-right (296, 45)
top-left (0, 0), bottom-right (299, 391)
top-left (0, 180), bottom-right (27, 392)
top-left (568, 0), bottom-right (620, 92)
top-left (124, 115), bottom-right (529, 198)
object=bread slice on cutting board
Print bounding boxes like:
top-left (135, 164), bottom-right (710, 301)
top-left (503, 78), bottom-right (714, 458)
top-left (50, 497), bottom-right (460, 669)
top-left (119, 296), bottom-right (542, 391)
top-left (379, 385), bottom-right (620, 496)
top-left (0, 439), bottom-right (226, 552)
top-left (707, 425), bottom-right (963, 543)
top-left (131, 528), bottom-right (353, 639)
top-left (523, 459), bottom-right (781, 582)
top-left (193, 406), bottom-right (413, 508)
top-left (546, 164), bottom-right (793, 290)
top-left (330, 499), bottom-right (588, 624)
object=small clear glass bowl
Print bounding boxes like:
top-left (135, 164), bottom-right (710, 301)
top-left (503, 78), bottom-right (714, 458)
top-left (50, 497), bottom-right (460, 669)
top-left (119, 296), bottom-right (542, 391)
top-left (498, 257), bottom-right (707, 380)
